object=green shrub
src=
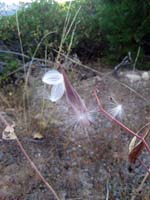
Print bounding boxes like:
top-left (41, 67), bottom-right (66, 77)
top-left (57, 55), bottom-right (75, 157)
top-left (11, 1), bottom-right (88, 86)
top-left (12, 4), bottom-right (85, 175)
top-left (99, 0), bottom-right (150, 66)
top-left (0, 0), bottom-right (150, 71)
top-left (0, 53), bottom-right (20, 84)
top-left (0, 0), bottom-right (67, 57)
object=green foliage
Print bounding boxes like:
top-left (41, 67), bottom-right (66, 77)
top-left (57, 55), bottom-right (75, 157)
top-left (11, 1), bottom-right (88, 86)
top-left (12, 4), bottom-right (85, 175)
top-left (0, 54), bottom-right (20, 83)
top-left (0, 0), bottom-right (150, 71)
top-left (99, 0), bottom-right (150, 64)
top-left (17, 0), bottom-right (67, 56)
top-left (0, 0), bottom-right (67, 57)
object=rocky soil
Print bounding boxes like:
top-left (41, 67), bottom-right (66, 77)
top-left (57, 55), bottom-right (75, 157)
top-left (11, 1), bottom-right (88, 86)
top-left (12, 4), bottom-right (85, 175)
top-left (0, 62), bottom-right (150, 200)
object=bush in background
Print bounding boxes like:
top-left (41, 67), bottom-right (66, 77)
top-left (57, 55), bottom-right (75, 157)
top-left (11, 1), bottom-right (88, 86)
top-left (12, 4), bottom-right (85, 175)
top-left (0, 0), bottom-right (150, 73)
top-left (99, 0), bottom-right (150, 66)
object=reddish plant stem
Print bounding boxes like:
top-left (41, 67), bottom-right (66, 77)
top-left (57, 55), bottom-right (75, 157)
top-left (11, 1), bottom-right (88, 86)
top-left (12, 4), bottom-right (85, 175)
top-left (0, 113), bottom-right (60, 200)
top-left (138, 158), bottom-right (150, 173)
top-left (16, 138), bottom-right (60, 200)
top-left (94, 90), bottom-right (150, 155)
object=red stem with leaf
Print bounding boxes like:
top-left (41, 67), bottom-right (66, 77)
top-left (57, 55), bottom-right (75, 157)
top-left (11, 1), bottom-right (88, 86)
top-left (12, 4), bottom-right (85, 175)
top-left (94, 90), bottom-right (150, 155)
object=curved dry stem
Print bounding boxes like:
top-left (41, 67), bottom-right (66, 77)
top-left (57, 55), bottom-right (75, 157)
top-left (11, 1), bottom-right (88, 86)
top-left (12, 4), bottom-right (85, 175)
top-left (112, 78), bottom-right (149, 104)
top-left (0, 113), bottom-right (60, 200)
top-left (16, 10), bottom-right (25, 70)
top-left (131, 171), bottom-right (149, 200)
top-left (136, 121), bottom-right (150, 135)
top-left (16, 138), bottom-right (60, 200)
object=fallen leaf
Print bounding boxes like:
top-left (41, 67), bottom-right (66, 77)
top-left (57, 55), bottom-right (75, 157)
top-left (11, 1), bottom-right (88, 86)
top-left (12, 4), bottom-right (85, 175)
top-left (128, 141), bottom-right (145, 163)
top-left (129, 136), bottom-right (137, 153)
top-left (128, 128), bottom-right (150, 164)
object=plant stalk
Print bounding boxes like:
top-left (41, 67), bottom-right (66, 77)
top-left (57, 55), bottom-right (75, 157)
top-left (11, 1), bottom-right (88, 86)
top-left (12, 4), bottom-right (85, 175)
top-left (94, 90), bottom-right (150, 155)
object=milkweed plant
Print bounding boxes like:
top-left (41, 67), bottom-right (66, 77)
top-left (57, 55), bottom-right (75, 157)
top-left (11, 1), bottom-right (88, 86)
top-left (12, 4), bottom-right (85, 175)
top-left (42, 67), bottom-right (150, 174)
top-left (42, 68), bottom-right (93, 126)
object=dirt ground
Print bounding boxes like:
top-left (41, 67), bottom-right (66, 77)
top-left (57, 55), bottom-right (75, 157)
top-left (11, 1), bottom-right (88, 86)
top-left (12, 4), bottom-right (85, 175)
top-left (0, 63), bottom-right (150, 200)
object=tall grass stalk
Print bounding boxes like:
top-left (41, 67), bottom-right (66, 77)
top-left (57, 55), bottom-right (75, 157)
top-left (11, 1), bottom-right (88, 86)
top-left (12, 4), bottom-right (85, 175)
top-left (16, 10), bottom-right (28, 131)
top-left (133, 46), bottom-right (141, 70)
top-left (56, 2), bottom-right (81, 63)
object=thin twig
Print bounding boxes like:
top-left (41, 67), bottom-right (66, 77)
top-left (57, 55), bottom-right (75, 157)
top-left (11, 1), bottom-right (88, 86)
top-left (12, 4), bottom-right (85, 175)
top-left (133, 46), bottom-right (141, 70)
top-left (24, 31), bottom-right (56, 88)
top-left (23, 31), bottom-right (56, 131)
top-left (0, 50), bottom-right (30, 58)
top-left (1, 49), bottom-right (148, 105)
top-left (54, 49), bottom-right (105, 76)
top-left (16, 11), bottom-right (28, 131)
top-left (0, 50), bottom-right (54, 78)
top-left (16, 10), bottom-right (25, 71)
top-left (131, 164), bottom-right (149, 200)
top-left (112, 78), bottom-right (149, 104)
top-left (16, 138), bottom-right (60, 200)
top-left (136, 121), bottom-right (150, 135)
top-left (0, 50), bottom-right (54, 64)
top-left (138, 158), bottom-right (150, 174)
top-left (106, 179), bottom-right (109, 200)
top-left (55, 49), bottom-right (149, 104)
top-left (56, 46), bottom-right (148, 107)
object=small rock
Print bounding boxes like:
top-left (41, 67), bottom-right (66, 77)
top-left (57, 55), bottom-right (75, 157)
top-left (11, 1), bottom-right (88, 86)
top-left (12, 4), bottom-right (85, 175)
top-left (32, 132), bottom-right (44, 140)
top-left (126, 73), bottom-right (141, 82)
top-left (8, 92), bottom-right (13, 96)
top-left (142, 72), bottom-right (149, 81)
